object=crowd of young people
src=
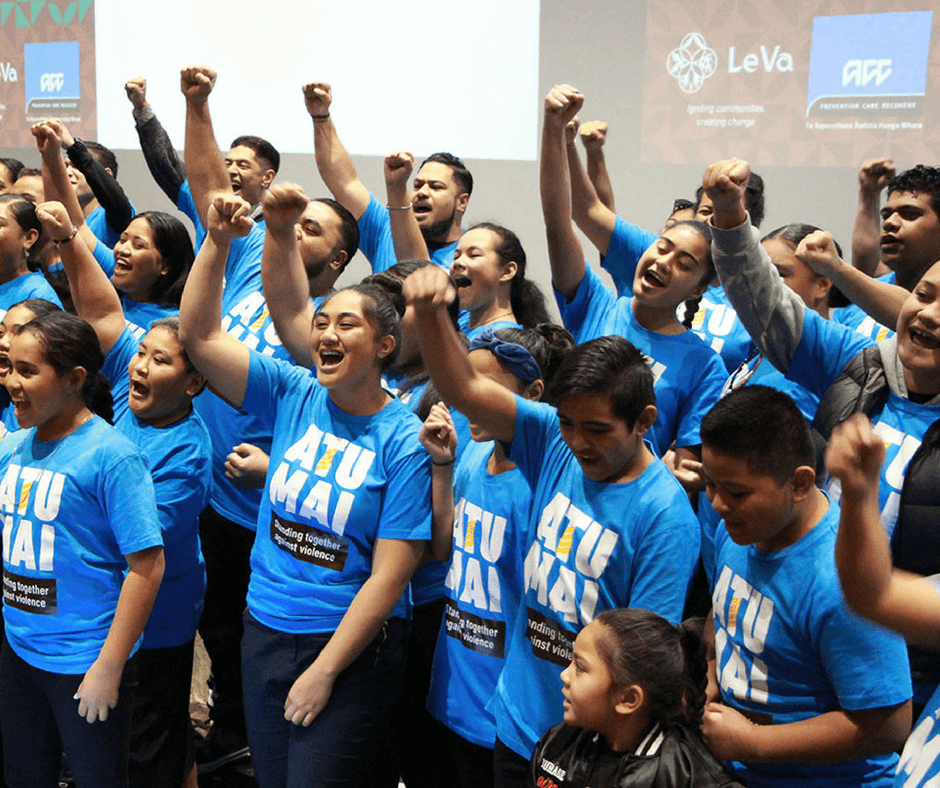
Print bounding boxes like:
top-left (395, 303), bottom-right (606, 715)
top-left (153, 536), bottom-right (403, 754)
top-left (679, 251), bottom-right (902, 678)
top-left (0, 68), bottom-right (938, 788)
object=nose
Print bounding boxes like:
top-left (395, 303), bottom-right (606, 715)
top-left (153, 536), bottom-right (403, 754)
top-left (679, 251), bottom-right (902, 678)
top-left (709, 486), bottom-right (731, 518)
top-left (560, 662), bottom-right (572, 687)
top-left (882, 211), bottom-right (900, 232)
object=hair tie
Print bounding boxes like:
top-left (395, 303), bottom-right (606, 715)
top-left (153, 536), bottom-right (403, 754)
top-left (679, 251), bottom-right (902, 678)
top-left (468, 327), bottom-right (541, 383)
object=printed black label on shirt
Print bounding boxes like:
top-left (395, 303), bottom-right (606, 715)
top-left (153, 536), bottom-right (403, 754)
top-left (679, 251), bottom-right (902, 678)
top-left (270, 513), bottom-right (348, 571)
top-left (3, 569), bottom-right (56, 614)
top-left (443, 599), bottom-right (506, 659)
top-left (526, 607), bottom-right (575, 666)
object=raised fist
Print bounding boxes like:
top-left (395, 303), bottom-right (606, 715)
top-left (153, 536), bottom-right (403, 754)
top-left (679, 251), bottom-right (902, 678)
top-left (180, 66), bottom-right (217, 104)
top-left (207, 192), bottom-right (253, 242)
top-left (262, 183), bottom-right (309, 232)
top-left (795, 230), bottom-right (842, 278)
top-left (544, 84), bottom-right (584, 126)
top-left (35, 201), bottom-right (74, 241)
top-left (702, 158), bottom-right (751, 217)
top-left (125, 77), bottom-right (147, 110)
top-left (858, 158), bottom-right (895, 196)
top-left (579, 121), bottom-right (609, 151)
top-left (385, 152), bottom-right (415, 189)
top-left (303, 82), bottom-right (332, 118)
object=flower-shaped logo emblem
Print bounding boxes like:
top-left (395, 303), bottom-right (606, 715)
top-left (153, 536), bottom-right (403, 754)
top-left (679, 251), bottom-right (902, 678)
top-left (667, 32), bottom-right (717, 94)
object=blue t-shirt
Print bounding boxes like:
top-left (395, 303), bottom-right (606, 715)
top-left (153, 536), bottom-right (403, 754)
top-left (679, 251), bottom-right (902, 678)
top-left (832, 272), bottom-right (896, 343)
top-left (598, 214), bottom-right (658, 298)
top-left (688, 284), bottom-right (755, 373)
top-left (490, 397), bottom-right (700, 759)
top-left (0, 272), bottom-right (61, 320)
top-left (86, 202), bottom-right (136, 249)
top-left (426, 439), bottom-right (532, 748)
top-left (243, 351), bottom-right (432, 633)
top-left (711, 500), bottom-right (911, 788)
top-left (896, 611), bottom-right (940, 788)
top-left (556, 265), bottom-right (726, 454)
top-left (105, 328), bottom-right (211, 648)
top-left (0, 419), bottom-right (163, 673)
top-left (358, 193), bottom-right (457, 273)
top-left (722, 344), bottom-right (820, 422)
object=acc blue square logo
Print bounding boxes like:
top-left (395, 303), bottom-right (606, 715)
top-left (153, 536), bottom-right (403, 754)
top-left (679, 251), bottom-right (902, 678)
top-left (806, 11), bottom-right (932, 117)
top-left (24, 40), bottom-right (80, 115)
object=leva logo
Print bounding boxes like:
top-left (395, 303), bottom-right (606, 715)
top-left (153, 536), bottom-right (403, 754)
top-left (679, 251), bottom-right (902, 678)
top-left (0, 0), bottom-right (93, 28)
top-left (667, 33), bottom-right (717, 94)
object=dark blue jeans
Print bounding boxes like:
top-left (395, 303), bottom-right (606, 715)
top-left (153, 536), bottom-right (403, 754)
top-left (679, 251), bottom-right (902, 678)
top-left (0, 640), bottom-right (137, 788)
top-left (242, 612), bottom-right (407, 788)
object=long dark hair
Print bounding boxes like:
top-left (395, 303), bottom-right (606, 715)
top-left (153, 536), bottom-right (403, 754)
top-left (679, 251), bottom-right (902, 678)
top-left (16, 312), bottom-right (113, 423)
top-left (132, 211), bottom-right (195, 306)
top-left (594, 609), bottom-right (708, 731)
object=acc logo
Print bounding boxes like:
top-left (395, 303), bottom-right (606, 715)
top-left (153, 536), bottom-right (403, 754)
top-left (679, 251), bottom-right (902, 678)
top-left (667, 32), bottom-right (717, 94)
top-left (40, 73), bottom-right (64, 92)
top-left (843, 59), bottom-right (892, 88)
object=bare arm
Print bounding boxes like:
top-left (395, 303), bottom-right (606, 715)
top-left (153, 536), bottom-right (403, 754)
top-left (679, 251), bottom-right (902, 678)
top-left (181, 66), bottom-right (232, 228)
top-left (541, 85), bottom-right (587, 300)
top-left (385, 152), bottom-right (430, 262)
top-left (580, 121), bottom-right (615, 212)
top-left (852, 158), bottom-right (894, 278)
top-left (826, 414), bottom-right (940, 647)
top-left (569, 122), bottom-right (617, 254)
top-left (795, 231), bottom-right (908, 330)
top-left (284, 537), bottom-right (424, 725)
top-left (419, 402), bottom-right (458, 562)
top-left (304, 82), bottom-right (370, 219)
top-left (703, 700), bottom-right (910, 765)
top-left (75, 545), bottom-right (164, 722)
top-left (34, 202), bottom-right (124, 353)
top-left (178, 194), bottom-right (254, 407)
top-left (403, 265), bottom-right (518, 442)
top-left (260, 184), bottom-right (316, 368)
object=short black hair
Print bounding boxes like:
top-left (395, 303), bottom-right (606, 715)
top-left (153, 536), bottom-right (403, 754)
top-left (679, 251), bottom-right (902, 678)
top-left (546, 336), bottom-right (655, 429)
top-left (230, 135), bottom-right (280, 174)
top-left (419, 152), bottom-right (472, 196)
top-left (85, 141), bottom-right (118, 178)
top-left (312, 197), bottom-right (358, 270)
top-left (700, 385), bottom-right (814, 483)
top-left (887, 164), bottom-right (940, 218)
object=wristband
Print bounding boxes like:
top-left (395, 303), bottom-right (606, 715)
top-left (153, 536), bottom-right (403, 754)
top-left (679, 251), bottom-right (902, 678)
top-left (310, 113), bottom-right (330, 122)
top-left (432, 458), bottom-right (455, 466)
top-left (54, 227), bottom-right (79, 245)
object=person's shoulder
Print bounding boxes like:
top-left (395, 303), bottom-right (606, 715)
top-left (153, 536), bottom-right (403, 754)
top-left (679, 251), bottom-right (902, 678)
top-left (657, 726), bottom-right (745, 788)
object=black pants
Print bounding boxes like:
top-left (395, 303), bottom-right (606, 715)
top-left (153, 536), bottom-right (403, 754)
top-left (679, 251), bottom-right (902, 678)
top-left (198, 504), bottom-right (255, 738)
top-left (0, 641), bottom-right (137, 788)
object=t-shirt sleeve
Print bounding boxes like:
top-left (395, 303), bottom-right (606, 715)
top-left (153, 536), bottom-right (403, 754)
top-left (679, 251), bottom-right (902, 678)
top-left (599, 215), bottom-right (657, 286)
top-left (785, 309), bottom-right (875, 398)
top-left (509, 397), bottom-right (562, 488)
top-left (554, 264), bottom-right (619, 344)
top-left (812, 587), bottom-right (912, 710)
top-left (243, 350), bottom-right (313, 429)
top-left (674, 348), bottom-right (727, 448)
top-left (357, 193), bottom-right (395, 273)
top-left (100, 452), bottom-right (163, 555)
top-left (176, 180), bottom-right (205, 247)
top-left (377, 431), bottom-right (432, 542)
top-left (92, 238), bottom-right (116, 279)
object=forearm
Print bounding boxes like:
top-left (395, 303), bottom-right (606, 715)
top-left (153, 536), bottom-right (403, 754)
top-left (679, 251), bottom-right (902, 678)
top-left (429, 463), bottom-right (455, 562)
top-left (567, 141), bottom-right (615, 254)
top-left (261, 225), bottom-right (316, 367)
top-left (313, 117), bottom-right (369, 218)
top-left (823, 263), bottom-right (907, 330)
top-left (740, 705), bottom-right (910, 765)
top-left (541, 120), bottom-right (586, 299)
top-left (134, 105), bottom-right (186, 204)
top-left (67, 139), bottom-right (133, 233)
top-left (851, 191), bottom-right (886, 277)
top-left (98, 547), bottom-right (164, 668)
top-left (586, 147), bottom-right (615, 212)
top-left (711, 219), bottom-right (805, 372)
top-left (386, 181), bottom-right (429, 262)
top-left (184, 100), bottom-right (230, 227)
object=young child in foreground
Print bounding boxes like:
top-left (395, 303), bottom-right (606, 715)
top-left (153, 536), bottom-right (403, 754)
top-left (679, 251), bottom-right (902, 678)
top-left (699, 385), bottom-right (912, 788)
top-left (530, 608), bottom-right (742, 788)
top-left (826, 414), bottom-right (940, 788)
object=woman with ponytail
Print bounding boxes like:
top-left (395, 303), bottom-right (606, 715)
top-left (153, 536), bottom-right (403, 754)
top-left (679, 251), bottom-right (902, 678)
top-left (530, 608), bottom-right (742, 788)
top-left (0, 310), bottom-right (164, 788)
top-left (451, 222), bottom-right (551, 340)
top-left (0, 194), bottom-right (62, 309)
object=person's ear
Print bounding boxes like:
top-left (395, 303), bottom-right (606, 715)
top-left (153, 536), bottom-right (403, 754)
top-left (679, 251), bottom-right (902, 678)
top-left (185, 371), bottom-right (206, 399)
top-left (790, 465), bottom-right (816, 501)
top-left (634, 404), bottom-right (658, 436)
top-left (499, 260), bottom-right (518, 284)
top-left (376, 334), bottom-right (396, 362)
top-left (328, 249), bottom-right (348, 273)
top-left (456, 191), bottom-right (470, 216)
top-left (613, 684), bottom-right (645, 716)
top-left (522, 378), bottom-right (544, 402)
top-left (68, 364), bottom-right (88, 392)
top-left (261, 168), bottom-right (276, 189)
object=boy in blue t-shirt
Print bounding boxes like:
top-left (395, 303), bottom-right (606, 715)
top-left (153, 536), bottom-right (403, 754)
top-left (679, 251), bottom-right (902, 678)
top-left (699, 386), bottom-right (912, 788)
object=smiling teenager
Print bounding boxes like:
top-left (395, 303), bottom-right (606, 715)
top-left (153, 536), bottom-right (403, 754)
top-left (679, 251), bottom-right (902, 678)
top-left (178, 192), bottom-right (431, 788)
top-left (34, 200), bottom-right (212, 788)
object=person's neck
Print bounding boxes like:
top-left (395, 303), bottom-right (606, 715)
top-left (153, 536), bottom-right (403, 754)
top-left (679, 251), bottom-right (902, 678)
top-left (610, 440), bottom-right (654, 484)
top-left (903, 366), bottom-right (940, 400)
top-left (631, 299), bottom-right (685, 335)
top-left (757, 486), bottom-right (829, 553)
top-left (424, 221), bottom-right (462, 248)
top-left (307, 273), bottom-right (337, 299)
top-left (487, 441), bottom-right (516, 475)
top-left (467, 295), bottom-right (515, 331)
top-left (37, 403), bottom-right (93, 442)
top-left (0, 255), bottom-right (29, 286)
top-left (80, 195), bottom-right (98, 217)
top-left (602, 708), bottom-right (655, 754)
top-left (327, 375), bottom-right (391, 416)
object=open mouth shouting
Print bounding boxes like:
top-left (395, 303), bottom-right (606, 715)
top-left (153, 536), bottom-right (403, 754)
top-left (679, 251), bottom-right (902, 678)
top-left (908, 325), bottom-right (940, 350)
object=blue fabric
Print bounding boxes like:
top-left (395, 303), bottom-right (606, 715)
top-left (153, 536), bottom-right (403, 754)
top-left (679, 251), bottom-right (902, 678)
top-left (105, 328), bottom-right (211, 648)
top-left (722, 343), bottom-right (820, 422)
top-left (358, 193), bottom-right (457, 274)
top-left (91, 236), bottom-right (116, 278)
top-left (86, 202), bottom-right (135, 249)
top-left (243, 351), bottom-right (432, 633)
top-left (895, 679), bottom-right (940, 787)
top-left (426, 439), bottom-right (532, 748)
top-left (0, 272), bottom-right (61, 319)
top-left (468, 327), bottom-right (541, 382)
top-left (490, 397), bottom-right (700, 759)
top-left (0, 419), bottom-right (162, 673)
top-left (120, 298), bottom-right (178, 342)
top-left (598, 214), bottom-right (658, 298)
top-left (556, 265), bottom-right (726, 454)
top-left (711, 500), bottom-right (911, 788)
top-left (832, 272), bottom-right (896, 343)
top-left (687, 284), bottom-right (755, 373)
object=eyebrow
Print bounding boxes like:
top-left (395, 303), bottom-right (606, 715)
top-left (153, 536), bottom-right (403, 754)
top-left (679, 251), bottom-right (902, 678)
top-left (301, 218), bottom-right (322, 232)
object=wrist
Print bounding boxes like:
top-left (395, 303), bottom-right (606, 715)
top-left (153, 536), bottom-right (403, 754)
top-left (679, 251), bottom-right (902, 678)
top-left (54, 226), bottom-right (78, 245)
top-left (432, 457), bottom-right (455, 467)
top-left (310, 113), bottom-right (330, 122)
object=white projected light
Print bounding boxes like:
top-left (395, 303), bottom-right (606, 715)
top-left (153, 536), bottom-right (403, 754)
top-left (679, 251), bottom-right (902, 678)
top-left (94, 0), bottom-right (540, 160)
